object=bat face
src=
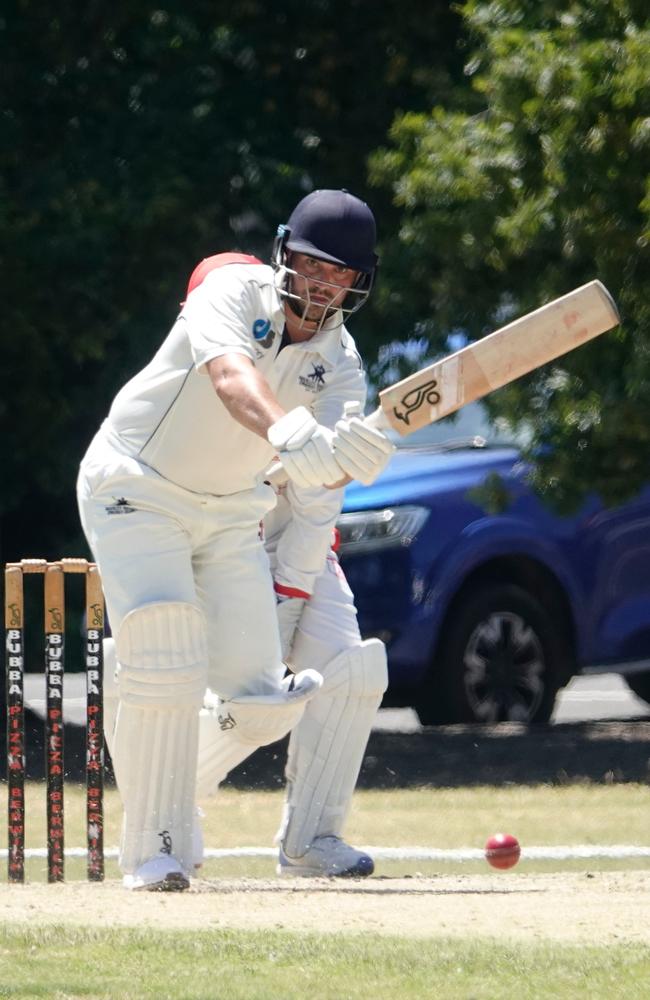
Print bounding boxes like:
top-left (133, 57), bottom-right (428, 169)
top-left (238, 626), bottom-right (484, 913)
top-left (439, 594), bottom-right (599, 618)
top-left (392, 378), bottom-right (442, 426)
top-left (377, 280), bottom-right (620, 436)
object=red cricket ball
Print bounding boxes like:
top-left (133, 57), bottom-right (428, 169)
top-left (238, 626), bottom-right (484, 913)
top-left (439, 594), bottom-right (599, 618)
top-left (485, 832), bottom-right (521, 869)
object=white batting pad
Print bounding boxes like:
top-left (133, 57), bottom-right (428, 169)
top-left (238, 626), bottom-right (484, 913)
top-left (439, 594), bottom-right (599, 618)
top-left (278, 639), bottom-right (387, 860)
top-left (196, 669), bottom-right (322, 799)
top-left (113, 602), bottom-right (208, 874)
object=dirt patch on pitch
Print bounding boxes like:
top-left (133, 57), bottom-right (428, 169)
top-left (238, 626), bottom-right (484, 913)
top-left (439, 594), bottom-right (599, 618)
top-left (2, 871), bottom-right (649, 944)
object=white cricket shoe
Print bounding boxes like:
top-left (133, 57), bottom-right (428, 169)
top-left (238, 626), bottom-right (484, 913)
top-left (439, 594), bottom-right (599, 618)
top-left (123, 854), bottom-right (190, 892)
top-left (278, 836), bottom-right (374, 878)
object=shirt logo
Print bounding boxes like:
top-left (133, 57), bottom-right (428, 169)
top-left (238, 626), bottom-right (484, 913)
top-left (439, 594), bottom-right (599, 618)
top-left (252, 318), bottom-right (275, 350)
top-left (105, 497), bottom-right (136, 515)
top-left (218, 711), bottom-right (237, 731)
top-left (298, 363), bottom-right (327, 393)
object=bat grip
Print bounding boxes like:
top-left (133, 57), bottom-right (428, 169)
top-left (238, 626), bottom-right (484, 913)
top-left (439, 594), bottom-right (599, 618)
top-left (264, 461), bottom-right (287, 489)
top-left (362, 406), bottom-right (391, 431)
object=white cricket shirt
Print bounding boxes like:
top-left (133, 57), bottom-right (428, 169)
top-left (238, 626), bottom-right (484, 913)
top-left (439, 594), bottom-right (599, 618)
top-left (103, 262), bottom-right (366, 496)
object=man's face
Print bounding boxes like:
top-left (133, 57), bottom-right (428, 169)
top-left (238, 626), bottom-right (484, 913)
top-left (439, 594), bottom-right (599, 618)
top-left (287, 252), bottom-right (360, 328)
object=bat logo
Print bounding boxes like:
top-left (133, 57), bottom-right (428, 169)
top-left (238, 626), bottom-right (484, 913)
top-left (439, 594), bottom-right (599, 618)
top-left (8, 603), bottom-right (21, 628)
top-left (89, 603), bottom-right (104, 628)
top-left (218, 711), bottom-right (237, 731)
top-left (159, 830), bottom-right (173, 855)
top-left (48, 607), bottom-right (63, 631)
top-left (392, 378), bottom-right (441, 425)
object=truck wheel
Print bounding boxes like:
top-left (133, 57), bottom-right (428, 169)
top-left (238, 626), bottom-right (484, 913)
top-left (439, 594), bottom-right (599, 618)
top-left (416, 583), bottom-right (572, 725)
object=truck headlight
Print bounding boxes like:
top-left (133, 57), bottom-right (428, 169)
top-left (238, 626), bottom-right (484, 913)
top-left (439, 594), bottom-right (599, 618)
top-left (336, 506), bottom-right (430, 554)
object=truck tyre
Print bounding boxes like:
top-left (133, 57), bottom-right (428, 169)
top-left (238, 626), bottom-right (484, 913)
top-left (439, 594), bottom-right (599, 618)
top-left (416, 582), bottom-right (572, 725)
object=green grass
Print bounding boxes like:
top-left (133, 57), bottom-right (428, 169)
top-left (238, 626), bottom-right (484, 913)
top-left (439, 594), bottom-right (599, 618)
top-left (5, 781), bottom-right (650, 847)
top-left (0, 925), bottom-right (648, 1000)
top-left (1, 783), bottom-right (649, 998)
top-left (1, 782), bottom-right (649, 881)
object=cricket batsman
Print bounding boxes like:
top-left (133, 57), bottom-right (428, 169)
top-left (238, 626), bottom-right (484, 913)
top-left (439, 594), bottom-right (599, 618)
top-left (77, 189), bottom-right (394, 890)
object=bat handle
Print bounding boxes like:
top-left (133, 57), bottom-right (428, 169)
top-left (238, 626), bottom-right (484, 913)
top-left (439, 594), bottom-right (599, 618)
top-left (342, 401), bottom-right (389, 432)
top-left (362, 405), bottom-right (391, 431)
top-left (264, 461), bottom-right (287, 489)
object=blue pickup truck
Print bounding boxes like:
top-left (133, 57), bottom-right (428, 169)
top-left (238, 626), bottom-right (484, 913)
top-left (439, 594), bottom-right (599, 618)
top-left (337, 405), bottom-right (650, 725)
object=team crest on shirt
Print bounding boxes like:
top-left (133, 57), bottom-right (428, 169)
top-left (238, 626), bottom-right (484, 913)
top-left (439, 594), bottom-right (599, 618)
top-left (252, 318), bottom-right (275, 350)
top-left (298, 363), bottom-right (328, 393)
top-left (105, 497), bottom-right (136, 515)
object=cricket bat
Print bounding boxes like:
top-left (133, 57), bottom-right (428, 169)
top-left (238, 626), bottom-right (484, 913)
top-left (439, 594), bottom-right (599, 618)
top-left (265, 279), bottom-right (619, 486)
top-left (364, 279), bottom-right (620, 434)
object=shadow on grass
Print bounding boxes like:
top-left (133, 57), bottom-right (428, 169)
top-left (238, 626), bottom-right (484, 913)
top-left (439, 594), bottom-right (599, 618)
top-left (226, 720), bottom-right (650, 790)
top-left (2, 708), bottom-right (649, 790)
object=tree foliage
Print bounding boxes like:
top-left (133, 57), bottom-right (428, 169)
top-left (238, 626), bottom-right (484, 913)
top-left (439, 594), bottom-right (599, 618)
top-left (0, 1), bottom-right (466, 558)
top-left (369, 0), bottom-right (650, 510)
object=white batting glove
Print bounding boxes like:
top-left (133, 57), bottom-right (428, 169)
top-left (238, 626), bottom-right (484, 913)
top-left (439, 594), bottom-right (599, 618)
top-left (332, 402), bottom-right (395, 485)
top-left (274, 583), bottom-right (308, 662)
top-left (268, 406), bottom-right (345, 489)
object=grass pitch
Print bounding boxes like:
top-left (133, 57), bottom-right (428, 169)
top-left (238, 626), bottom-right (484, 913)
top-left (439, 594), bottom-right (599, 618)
top-left (1, 782), bottom-right (649, 998)
top-left (0, 924), bottom-right (649, 1000)
top-left (1, 781), bottom-right (649, 881)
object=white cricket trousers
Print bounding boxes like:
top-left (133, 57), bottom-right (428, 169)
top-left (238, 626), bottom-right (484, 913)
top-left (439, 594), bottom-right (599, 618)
top-left (77, 430), bottom-right (284, 699)
top-left (281, 552), bottom-right (362, 674)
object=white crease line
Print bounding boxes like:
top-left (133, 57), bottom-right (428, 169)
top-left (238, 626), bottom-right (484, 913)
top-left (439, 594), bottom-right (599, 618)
top-left (3, 845), bottom-right (650, 861)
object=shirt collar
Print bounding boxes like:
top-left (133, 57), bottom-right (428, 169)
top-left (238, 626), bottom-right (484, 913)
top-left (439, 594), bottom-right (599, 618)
top-left (295, 315), bottom-right (346, 365)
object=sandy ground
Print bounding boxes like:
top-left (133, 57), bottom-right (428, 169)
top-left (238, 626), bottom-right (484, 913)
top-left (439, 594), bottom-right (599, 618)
top-left (3, 718), bottom-right (649, 946)
top-left (2, 871), bottom-right (649, 944)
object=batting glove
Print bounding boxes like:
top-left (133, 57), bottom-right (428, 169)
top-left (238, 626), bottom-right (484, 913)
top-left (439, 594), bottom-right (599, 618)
top-left (268, 406), bottom-right (345, 489)
top-left (332, 402), bottom-right (395, 485)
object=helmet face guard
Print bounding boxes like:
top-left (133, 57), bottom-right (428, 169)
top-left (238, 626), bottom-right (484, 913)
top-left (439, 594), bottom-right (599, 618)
top-left (271, 189), bottom-right (378, 327)
top-left (272, 228), bottom-right (375, 322)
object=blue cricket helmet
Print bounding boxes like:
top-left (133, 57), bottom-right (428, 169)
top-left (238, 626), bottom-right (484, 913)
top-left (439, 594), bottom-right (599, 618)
top-left (272, 189), bottom-right (379, 321)
top-left (282, 189), bottom-right (378, 274)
